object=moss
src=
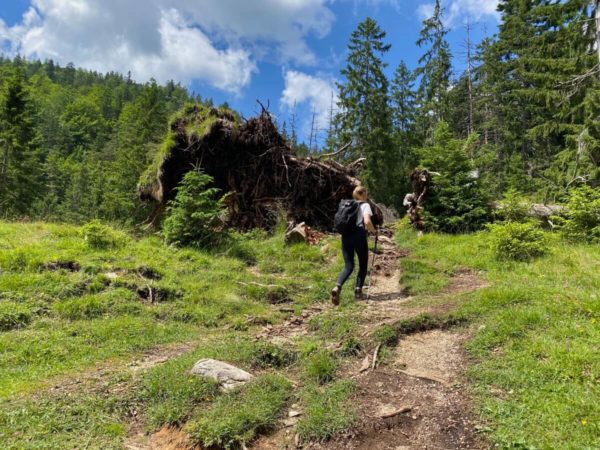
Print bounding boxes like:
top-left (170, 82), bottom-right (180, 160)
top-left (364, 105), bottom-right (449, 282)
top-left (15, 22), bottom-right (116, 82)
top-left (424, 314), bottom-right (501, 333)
top-left (138, 103), bottom-right (239, 192)
top-left (138, 129), bottom-right (177, 190)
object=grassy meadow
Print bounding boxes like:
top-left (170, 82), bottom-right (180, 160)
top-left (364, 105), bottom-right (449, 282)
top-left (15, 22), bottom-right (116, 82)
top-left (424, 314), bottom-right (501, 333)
top-left (0, 219), bottom-right (598, 449)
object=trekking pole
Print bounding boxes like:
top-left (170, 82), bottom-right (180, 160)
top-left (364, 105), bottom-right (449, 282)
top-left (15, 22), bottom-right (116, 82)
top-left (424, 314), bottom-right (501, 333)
top-left (366, 228), bottom-right (379, 300)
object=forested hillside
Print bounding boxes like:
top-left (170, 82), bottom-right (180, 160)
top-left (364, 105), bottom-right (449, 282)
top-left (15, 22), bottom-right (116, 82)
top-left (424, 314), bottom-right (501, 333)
top-left (0, 56), bottom-right (196, 223)
top-left (2, 0), bottom-right (599, 227)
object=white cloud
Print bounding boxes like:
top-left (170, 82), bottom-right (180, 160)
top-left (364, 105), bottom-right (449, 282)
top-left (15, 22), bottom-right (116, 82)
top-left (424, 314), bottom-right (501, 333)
top-left (1, 0), bottom-right (336, 93)
top-left (417, 0), bottom-right (499, 25)
top-left (281, 70), bottom-right (338, 132)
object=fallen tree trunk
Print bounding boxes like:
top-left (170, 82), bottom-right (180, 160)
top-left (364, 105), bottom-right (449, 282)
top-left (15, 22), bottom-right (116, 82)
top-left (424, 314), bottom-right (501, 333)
top-left (139, 104), bottom-right (382, 230)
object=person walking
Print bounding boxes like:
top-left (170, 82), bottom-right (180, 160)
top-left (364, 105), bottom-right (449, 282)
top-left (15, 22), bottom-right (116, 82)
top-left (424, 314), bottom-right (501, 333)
top-left (331, 186), bottom-right (376, 305)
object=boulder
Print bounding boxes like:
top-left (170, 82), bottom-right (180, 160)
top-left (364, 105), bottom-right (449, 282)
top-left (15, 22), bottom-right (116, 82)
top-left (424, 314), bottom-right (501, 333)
top-left (190, 358), bottom-right (254, 391)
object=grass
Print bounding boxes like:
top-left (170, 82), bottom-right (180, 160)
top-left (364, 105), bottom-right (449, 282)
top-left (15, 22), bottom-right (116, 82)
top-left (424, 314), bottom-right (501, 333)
top-left (296, 380), bottom-right (357, 441)
top-left (0, 219), bottom-right (344, 449)
top-left (140, 357), bottom-right (219, 427)
top-left (0, 390), bottom-right (130, 450)
top-left (307, 305), bottom-right (359, 340)
top-left (395, 224), bottom-right (600, 450)
top-left (303, 350), bottom-right (338, 384)
top-left (4, 216), bottom-right (598, 449)
top-left (186, 374), bottom-right (292, 448)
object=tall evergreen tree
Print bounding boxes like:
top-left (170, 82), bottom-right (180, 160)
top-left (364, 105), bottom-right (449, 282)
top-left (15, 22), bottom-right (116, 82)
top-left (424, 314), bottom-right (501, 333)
top-left (487, 0), bottom-right (600, 196)
top-left (0, 67), bottom-right (42, 215)
top-left (335, 17), bottom-right (396, 205)
top-left (415, 0), bottom-right (452, 137)
top-left (391, 61), bottom-right (416, 137)
top-left (390, 60), bottom-right (418, 189)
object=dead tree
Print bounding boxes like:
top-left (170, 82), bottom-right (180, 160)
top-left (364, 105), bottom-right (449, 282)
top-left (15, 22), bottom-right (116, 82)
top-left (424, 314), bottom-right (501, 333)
top-left (403, 169), bottom-right (432, 232)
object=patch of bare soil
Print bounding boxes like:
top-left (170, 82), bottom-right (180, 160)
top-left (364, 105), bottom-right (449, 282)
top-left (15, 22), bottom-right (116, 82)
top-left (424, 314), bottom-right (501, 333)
top-left (394, 330), bottom-right (466, 385)
top-left (318, 331), bottom-right (485, 450)
top-left (125, 426), bottom-right (197, 450)
top-left (256, 304), bottom-right (328, 346)
top-left (444, 268), bottom-right (488, 295)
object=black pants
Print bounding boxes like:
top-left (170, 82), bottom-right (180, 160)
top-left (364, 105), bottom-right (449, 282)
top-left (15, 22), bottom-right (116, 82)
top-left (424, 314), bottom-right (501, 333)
top-left (336, 228), bottom-right (369, 290)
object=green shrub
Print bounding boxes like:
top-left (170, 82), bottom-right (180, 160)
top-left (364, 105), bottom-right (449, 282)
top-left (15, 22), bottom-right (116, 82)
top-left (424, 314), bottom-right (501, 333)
top-left (554, 185), bottom-right (600, 243)
top-left (0, 302), bottom-right (32, 331)
top-left (81, 221), bottom-right (124, 249)
top-left (304, 350), bottom-right (337, 384)
top-left (488, 222), bottom-right (549, 261)
top-left (495, 189), bottom-right (530, 223)
top-left (296, 380), bottom-right (356, 441)
top-left (162, 170), bottom-right (226, 248)
top-left (419, 123), bottom-right (492, 233)
top-left (140, 360), bottom-right (219, 427)
top-left (187, 374), bottom-right (291, 449)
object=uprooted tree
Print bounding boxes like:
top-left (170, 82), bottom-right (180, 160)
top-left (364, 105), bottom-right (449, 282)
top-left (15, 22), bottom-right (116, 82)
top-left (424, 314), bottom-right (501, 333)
top-left (138, 104), bottom-right (383, 231)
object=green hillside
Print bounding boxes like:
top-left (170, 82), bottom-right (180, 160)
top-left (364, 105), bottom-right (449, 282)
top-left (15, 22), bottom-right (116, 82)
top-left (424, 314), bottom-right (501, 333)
top-left (0, 220), bottom-right (598, 449)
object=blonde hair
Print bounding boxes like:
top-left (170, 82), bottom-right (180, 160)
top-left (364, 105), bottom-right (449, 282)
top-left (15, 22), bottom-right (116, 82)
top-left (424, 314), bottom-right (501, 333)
top-left (352, 186), bottom-right (368, 201)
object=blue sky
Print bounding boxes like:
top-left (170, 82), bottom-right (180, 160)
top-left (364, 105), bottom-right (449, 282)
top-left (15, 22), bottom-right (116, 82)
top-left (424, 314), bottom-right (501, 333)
top-left (0, 0), bottom-right (500, 144)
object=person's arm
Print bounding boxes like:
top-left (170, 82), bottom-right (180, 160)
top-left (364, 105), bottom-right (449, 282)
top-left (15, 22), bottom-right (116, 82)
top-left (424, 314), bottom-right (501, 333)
top-left (363, 213), bottom-right (376, 234)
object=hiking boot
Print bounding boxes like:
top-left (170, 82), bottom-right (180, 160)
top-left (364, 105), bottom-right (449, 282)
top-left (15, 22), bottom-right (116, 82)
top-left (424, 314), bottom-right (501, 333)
top-left (354, 287), bottom-right (363, 300)
top-left (331, 286), bottom-right (341, 306)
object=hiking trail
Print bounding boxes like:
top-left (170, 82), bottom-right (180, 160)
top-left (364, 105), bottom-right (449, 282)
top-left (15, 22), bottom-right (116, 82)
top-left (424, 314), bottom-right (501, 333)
top-left (254, 233), bottom-right (488, 450)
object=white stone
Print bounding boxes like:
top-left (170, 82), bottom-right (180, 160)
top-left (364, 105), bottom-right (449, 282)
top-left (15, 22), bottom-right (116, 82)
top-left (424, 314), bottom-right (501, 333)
top-left (190, 359), bottom-right (254, 391)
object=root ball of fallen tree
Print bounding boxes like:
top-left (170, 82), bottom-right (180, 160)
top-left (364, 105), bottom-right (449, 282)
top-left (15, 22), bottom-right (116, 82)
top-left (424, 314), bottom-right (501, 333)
top-left (139, 104), bottom-right (382, 230)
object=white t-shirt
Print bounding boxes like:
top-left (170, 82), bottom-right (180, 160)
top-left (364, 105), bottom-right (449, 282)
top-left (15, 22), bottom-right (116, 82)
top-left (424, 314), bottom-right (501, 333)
top-left (357, 202), bottom-right (373, 227)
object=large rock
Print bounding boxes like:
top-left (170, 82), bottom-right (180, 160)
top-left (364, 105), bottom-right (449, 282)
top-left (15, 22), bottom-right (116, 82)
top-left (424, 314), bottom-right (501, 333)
top-left (190, 359), bottom-right (254, 391)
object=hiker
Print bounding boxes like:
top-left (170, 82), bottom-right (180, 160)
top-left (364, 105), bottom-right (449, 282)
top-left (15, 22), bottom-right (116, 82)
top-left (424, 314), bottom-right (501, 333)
top-left (331, 186), bottom-right (376, 305)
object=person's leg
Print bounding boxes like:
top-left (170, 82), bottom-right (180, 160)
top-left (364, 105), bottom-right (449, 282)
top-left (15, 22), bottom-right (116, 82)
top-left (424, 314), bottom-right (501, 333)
top-left (336, 234), bottom-right (356, 287)
top-left (332, 235), bottom-right (355, 305)
top-left (354, 231), bottom-right (369, 297)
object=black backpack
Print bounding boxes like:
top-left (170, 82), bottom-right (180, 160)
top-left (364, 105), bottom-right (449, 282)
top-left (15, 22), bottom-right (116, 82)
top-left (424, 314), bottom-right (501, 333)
top-left (334, 199), bottom-right (361, 235)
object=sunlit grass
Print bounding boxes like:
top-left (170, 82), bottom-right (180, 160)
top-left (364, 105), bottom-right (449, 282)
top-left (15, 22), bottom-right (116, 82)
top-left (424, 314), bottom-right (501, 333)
top-left (396, 225), bottom-right (600, 449)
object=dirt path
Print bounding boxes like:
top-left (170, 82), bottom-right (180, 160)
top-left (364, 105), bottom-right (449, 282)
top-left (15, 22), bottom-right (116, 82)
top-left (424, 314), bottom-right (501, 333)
top-left (124, 234), bottom-right (486, 450)
top-left (255, 234), bottom-right (487, 450)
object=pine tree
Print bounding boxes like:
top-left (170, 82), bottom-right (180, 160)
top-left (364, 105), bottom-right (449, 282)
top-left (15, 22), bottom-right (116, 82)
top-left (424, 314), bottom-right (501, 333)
top-left (335, 17), bottom-right (396, 205)
top-left (415, 0), bottom-right (452, 136)
top-left (391, 61), bottom-right (416, 136)
top-left (0, 66), bottom-right (42, 216)
top-left (390, 60), bottom-right (417, 190)
top-left (487, 0), bottom-right (600, 196)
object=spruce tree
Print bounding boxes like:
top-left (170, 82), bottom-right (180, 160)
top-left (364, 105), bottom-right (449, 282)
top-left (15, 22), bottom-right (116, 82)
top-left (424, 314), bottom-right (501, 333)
top-left (486, 0), bottom-right (600, 196)
top-left (415, 0), bottom-right (452, 137)
top-left (335, 17), bottom-right (396, 205)
top-left (0, 67), bottom-right (42, 215)
top-left (390, 60), bottom-right (418, 191)
top-left (391, 61), bottom-right (416, 137)
top-left (419, 122), bottom-right (491, 232)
